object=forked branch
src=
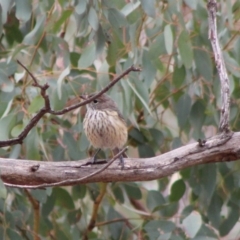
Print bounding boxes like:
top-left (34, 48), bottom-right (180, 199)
top-left (0, 63), bottom-right (140, 147)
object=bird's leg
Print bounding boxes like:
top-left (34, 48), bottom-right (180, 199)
top-left (91, 148), bottom-right (101, 163)
top-left (113, 148), bottom-right (124, 169)
top-left (83, 148), bottom-right (107, 166)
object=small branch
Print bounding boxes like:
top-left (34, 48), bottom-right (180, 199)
top-left (207, 0), bottom-right (230, 133)
top-left (3, 147), bottom-right (128, 189)
top-left (96, 218), bottom-right (144, 238)
top-left (24, 190), bottom-right (40, 240)
top-left (83, 183), bottom-right (107, 240)
top-left (49, 65), bottom-right (141, 115)
top-left (0, 62), bottom-right (140, 148)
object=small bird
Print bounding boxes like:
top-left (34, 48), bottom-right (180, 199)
top-left (81, 93), bottom-right (128, 169)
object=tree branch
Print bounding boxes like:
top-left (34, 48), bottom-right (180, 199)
top-left (24, 189), bottom-right (40, 240)
top-left (83, 183), bottom-right (107, 240)
top-left (1, 132), bottom-right (237, 188)
top-left (49, 65), bottom-right (141, 115)
top-left (207, 0), bottom-right (230, 133)
top-left (0, 64), bottom-right (140, 147)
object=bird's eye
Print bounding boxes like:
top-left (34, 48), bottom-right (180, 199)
top-left (93, 99), bottom-right (98, 104)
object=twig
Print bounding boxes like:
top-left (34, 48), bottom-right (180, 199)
top-left (96, 217), bottom-right (144, 239)
top-left (207, 0), bottom-right (230, 133)
top-left (49, 65), bottom-right (141, 115)
top-left (4, 147), bottom-right (128, 189)
top-left (83, 183), bottom-right (107, 240)
top-left (0, 61), bottom-right (140, 147)
top-left (24, 189), bottom-right (40, 240)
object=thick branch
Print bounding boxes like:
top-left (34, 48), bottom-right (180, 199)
top-left (1, 132), bottom-right (238, 189)
top-left (207, 0), bottom-right (230, 133)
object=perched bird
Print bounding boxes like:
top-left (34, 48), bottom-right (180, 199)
top-left (81, 93), bottom-right (128, 169)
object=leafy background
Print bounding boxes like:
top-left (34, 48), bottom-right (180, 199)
top-left (0, 0), bottom-right (240, 239)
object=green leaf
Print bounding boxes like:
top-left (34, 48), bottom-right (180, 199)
top-left (57, 66), bottom-right (70, 99)
top-left (23, 16), bottom-right (45, 45)
top-left (124, 183), bottom-right (142, 200)
top-left (95, 24), bottom-right (105, 57)
top-left (219, 203), bottom-right (239, 236)
top-left (194, 49), bottom-right (213, 81)
top-left (175, 93), bottom-right (191, 129)
top-left (149, 128), bottom-right (164, 146)
top-left (51, 87), bottom-right (68, 111)
top-left (79, 132), bottom-right (89, 152)
top-left (67, 208), bottom-right (81, 225)
top-left (16, 0), bottom-right (31, 22)
top-left (78, 42), bottom-right (96, 69)
top-left (26, 128), bottom-right (40, 160)
top-left (63, 132), bottom-right (85, 160)
top-left (156, 202), bottom-right (179, 218)
top-left (112, 185), bottom-right (124, 203)
top-left (88, 7), bottom-right (99, 31)
top-left (208, 192), bottom-right (223, 228)
top-left (72, 185), bottom-right (87, 200)
top-left (127, 79), bottom-right (152, 116)
top-left (199, 163), bottom-right (217, 204)
top-left (0, 5), bottom-right (2, 37)
top-left (149, 35), bottom-right (166, 59)
top-left (75, 0), bottom-right (87, 15)
top-left (6, 229), bottom-right (22, 240)
top-left (31, 189), bottom-right (48, 203)
top-left (106, 30), bottom-right (125, 65)
top-left (138, 144), bottom-right (155, 158)
top-left (142, 50), bottom-right (157, 85)
top-left (129, 128), bottom-right (145, 144)
top-left (144, 220), bottom-right (175, 240)
top-left (184, 0), bottom-right (198, 10)
top-left (42, 191), bottom-right (56, 217)
top-left (140, 0), bottom-right (155, 18)
top-left (0, 61), bottom-right (17, 76)
top-left (169, 179), bottom-right (186, 202)
top-left (178, 30), bottom-right (193, 69)
top-left (0, 69), bottom-right (14, 92)
top-left (28, 96), bottom-right (44, 114)
top-left (182, 211), bottom-right (202, 238)
top-left (164, 25), bottom-right (173, 54)
top-left (147, 190), bottom-right (165, 211)
top-left (107, 8), bottom-right (128, 28)
top-left (172, 66), bottom-right (186, 88)
top-left (0, 114), bottom-right (16, 141)
top-left (53, 188), bottom-right (75, 210)
top-left (190, 100), bottom-right (206, 135)
top-left (0, 179), bottom-right (7, 199)
top-left (52, 9), bottom-right (73, 33)
top-left (107, 207), bottom-right (129, 239)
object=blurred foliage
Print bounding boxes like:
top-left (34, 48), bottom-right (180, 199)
top-left (0, 0), bottom-right (240, 239)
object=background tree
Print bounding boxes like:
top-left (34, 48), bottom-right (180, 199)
top-left (0, 0), bottom-right (240, 239)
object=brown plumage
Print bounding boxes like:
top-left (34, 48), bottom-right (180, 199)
top-left (82, 93), bottom-right (128, 168)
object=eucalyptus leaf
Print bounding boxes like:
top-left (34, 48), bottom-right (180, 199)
top-left (164, 25), bottom-right (173, 54)
top-left (140, 0), bottom-right (155, 18)
top-left (0, 179), bottom-right (7, 199)
top-left (23, 16), bottom-right (45, 45)
top-left (16, 0), bottom-right (31, 22)
top-left (75, 0), bottom-right (87, 15)
top-left (182, 211), bottom-right (202, 238)
top-left (178, 30), bottom-right (193, 69)
top-left (88, 7), bottom-right (99, 31)
top-left (57, 66), bottom-right (70, 99)
top-left (78, 42), bottom-right (96, 69)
